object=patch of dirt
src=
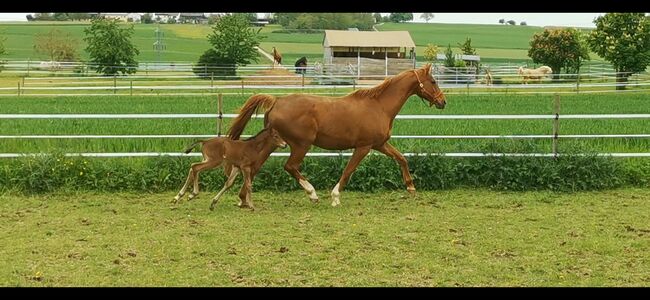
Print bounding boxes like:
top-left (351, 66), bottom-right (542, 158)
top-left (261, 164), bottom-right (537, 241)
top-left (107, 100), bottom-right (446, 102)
top-left (246, 69), bottom-right (312, 86)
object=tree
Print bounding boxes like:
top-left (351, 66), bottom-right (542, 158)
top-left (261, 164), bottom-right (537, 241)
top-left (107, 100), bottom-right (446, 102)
top-left (389, 13), bottom-right (413, 23)
top-left (444, 44), bottom-right (455, 68)
top-left (458, 37), bottom-right (478, 71)
top-left (507, 20), bottom-right (516, 25)
top-left (196, 13), bottom-right (262, 79)
top-left (68, 13), bottom-right (90, 21)
top-left (588, 13), bottom-right (650, 89)
top-left (141, 13), bottom-right (153, 24)
top-left (520, 21), bottom-right (527, 26)
top-left (421, 13), bottom-right (435, 23)
top-left (0, 33), bottom-right (5, 73)
top-left (83, 18), bottom-right (139, 75)
top-left (373, 13), bottom-right (382, 23)
top-left (528, 28), bottom-right (590, 80)
top-left (423, 44), bottom-right (439, 62)
top-left (53, 13), bottom-right (70, 21)
top-left (499, 19), bottom-right (505, 24)
top-left (34, 29), bottom-right (79, 62)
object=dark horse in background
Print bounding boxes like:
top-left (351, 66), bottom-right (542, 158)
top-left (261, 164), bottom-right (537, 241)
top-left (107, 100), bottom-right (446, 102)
top-left (228, 63), bottom-right (447, 206)
top-left (294, 57), bottom-right (308, 74)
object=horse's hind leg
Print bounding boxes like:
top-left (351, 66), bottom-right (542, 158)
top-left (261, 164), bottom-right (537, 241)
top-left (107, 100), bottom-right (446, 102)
top-left (210, 167), bottom-right (239, 211)
top-left (284, 144), bottom-right (319, 202)
top-left (174, 163), bottom-right (200, 203)
top-left (374, 142), bottom-right (416, 195)
top-left (188, 159), bottom-right (221, 201)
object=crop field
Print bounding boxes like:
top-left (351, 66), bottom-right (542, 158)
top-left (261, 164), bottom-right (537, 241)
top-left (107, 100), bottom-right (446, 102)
top-left (1, 93), bottom-right (650, 155)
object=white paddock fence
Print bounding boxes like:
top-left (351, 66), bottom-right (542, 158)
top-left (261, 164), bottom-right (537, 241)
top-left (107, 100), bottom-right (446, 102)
top-left (1, 60), bottom-right (649, 96)
top-left (2, 112), bottom-right (650, 159)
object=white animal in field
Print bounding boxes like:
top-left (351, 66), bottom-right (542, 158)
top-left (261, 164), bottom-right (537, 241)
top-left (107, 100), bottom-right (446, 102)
top-left (518, 66), bottom-right (553, 84)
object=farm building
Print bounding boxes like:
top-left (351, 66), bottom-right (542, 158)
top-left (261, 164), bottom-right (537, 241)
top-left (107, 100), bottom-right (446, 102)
top-left (322, 30), bottom-right (417, 78)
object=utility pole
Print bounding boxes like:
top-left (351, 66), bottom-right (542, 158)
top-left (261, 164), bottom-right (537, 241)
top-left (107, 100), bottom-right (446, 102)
top-left (153, 24), bottom-right (166, 69)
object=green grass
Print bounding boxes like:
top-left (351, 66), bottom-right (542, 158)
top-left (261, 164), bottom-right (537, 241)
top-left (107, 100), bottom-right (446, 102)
top-left (1, 189), bottom-right (649, 286)
top-left (1, 93), bottom-right (650, 154)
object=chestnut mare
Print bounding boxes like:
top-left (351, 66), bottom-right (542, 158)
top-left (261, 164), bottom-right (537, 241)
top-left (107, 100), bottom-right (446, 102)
top-left (228, 63), bottom-right (447, 206)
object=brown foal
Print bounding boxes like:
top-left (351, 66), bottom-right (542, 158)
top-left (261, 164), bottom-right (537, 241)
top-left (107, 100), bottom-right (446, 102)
top-left (173, 128), bottom-right (287, 211)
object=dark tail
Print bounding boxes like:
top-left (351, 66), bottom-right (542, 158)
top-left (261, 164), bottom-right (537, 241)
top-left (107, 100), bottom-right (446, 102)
top-left (227, 94), bottom-right (277, 140)
top-left (183, 140), bottom-right (205, 154)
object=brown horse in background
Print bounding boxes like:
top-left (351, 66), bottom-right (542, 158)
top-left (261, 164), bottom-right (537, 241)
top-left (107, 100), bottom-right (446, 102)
top-left (228, 63), bottom-right (447, 206)
top-left (272, 47), bottom-right (282, 68)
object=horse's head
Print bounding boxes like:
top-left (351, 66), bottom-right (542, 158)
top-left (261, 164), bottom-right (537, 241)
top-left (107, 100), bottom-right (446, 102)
top-left (413, 63), bottom-right (446, 109)
top-left (540, 66), bottom-right (553, 75)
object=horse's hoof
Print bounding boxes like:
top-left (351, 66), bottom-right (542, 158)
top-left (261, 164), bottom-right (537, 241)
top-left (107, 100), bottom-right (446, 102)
top-left (310, 197), bottom-right (320, 204)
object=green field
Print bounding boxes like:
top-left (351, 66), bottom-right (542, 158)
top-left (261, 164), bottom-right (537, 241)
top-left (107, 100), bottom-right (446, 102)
top-left (0, 22), bottom-right (605, 66)
top-left (1, 189), bottom-right (649, 286)
top-left (1, 93), bottom-right (650, 154)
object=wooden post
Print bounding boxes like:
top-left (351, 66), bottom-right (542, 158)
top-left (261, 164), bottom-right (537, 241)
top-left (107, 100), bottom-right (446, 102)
top-left (17, 81), bottom-right (21, 96)
top-left (27, 58), bottom-right (31, 77)
top-left (552, 94), bottom-right (561, 159)
top-left (211, 72), bottom-right (214, 87)
top-left (357, 48), bottom-right (360, 79)
top-left (385, 49), bottom-right (388, 78)
top-left (217, 93), bottom-right (223, 137)
top-left (241, 79), bottom-right (244, 95)
top-left (301, 72), bottom-right (305, 88)
top-left (145, 62), bottom-right (148, 76)
top-left (576, 73), bottom-right (581, 94)
top-left (130, 81), bottom-right (133, 96)
top-left (113, 75), bottom-right (117, 94)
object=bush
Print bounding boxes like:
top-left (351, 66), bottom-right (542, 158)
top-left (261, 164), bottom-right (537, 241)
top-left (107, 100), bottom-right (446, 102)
top-left (192, 49), bottom-right (237, 79)
top-left (1, 151), bottom-right (647, 194)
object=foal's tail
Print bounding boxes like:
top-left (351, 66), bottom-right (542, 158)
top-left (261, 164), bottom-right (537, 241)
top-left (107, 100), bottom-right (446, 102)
top-left (227, 94), bottom-right (277, 140)
top-left (183, 140), bottom-right (205, 154)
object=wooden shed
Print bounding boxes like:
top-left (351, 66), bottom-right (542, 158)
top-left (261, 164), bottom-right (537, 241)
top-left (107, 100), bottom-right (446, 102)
top-left (322, 30), bottom-right (417, 78)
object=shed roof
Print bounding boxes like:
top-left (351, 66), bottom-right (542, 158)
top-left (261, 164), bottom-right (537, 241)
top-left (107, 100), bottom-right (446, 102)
top-left (323, 30), bottom-right (416, 48)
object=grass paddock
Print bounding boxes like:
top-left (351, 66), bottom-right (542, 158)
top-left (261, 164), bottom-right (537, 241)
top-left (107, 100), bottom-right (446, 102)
top-left (1, 189), bottom-right (649, 286)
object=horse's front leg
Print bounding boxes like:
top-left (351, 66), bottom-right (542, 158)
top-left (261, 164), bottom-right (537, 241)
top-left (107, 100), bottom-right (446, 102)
top-left (374, 142), bottom-right (416, 195)
top-left (331, 146), bottom-right (372, 207)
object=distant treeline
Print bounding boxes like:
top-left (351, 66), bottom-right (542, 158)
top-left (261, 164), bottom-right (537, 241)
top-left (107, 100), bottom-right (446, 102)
top-left (273, 13), bottom-right (376, 31)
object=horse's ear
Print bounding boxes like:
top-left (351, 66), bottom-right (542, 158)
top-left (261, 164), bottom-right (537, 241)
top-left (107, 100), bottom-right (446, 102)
top-left (422, 63), bottom-right (432, 75)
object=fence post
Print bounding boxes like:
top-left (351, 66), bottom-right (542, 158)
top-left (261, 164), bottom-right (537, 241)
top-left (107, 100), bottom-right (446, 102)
top-left (17, 81), bottom-right (21, 96)
top-left (27, 58), bottom-right (31, 77)
top-left (576, 72), bottom-right (581, 94)
top-left (552, 94), bottom-right (561, 159)
top-left (217, 93), bottom-right (223, 137)
top-left (241, 79), bottom-right (244, 95)
top-left (211, 72), bottom-right (214, 88)
top-left (22, 76), bottom-right (25, 89)
top-left (145, 62), bottom-right (148, 76)
top-left (301, 72), bottom-right (305, 88)
top-left (130, 81), bottom-right (133, 96)
top-left (113, 75), bottom-right (117, 94)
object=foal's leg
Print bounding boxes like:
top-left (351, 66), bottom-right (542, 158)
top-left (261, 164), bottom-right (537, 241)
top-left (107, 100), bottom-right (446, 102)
top-left (238, 167), bottom-right (255, 211)
top-left (187, 159), bottom-right (221, 201)
top-left (174, 167), bottom-right (196, 203)
top-left (331, 146), bottom-right (372, 207)
top-left (209, 167), bottom-right (240, 211)
top-left (374, 142), bottom-right (416, 194)
top-left (284, 144), bottom-right (319, 202)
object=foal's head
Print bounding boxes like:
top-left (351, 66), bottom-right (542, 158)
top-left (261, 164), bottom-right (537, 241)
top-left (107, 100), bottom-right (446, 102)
top-left (268, 128), bottom-right (287, 149)
top-left (412, 63), bottom-right (446, 109)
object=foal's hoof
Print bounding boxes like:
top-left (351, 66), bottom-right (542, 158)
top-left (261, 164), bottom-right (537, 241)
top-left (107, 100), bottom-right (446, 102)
top-left (188, 193), bottom-right (198, 201)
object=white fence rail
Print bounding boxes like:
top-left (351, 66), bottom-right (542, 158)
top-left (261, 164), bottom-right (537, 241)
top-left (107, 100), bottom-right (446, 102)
top-left (2, 113), bottom-right (650, 158)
